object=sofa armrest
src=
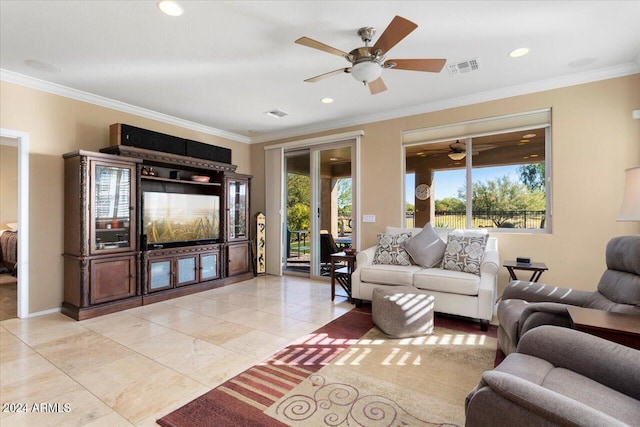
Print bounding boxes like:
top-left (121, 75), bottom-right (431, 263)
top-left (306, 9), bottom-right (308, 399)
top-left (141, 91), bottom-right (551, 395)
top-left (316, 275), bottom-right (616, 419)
top-left (474, 370), bottom-right (627, 427)
top-left (355, 246), bottom-right (377, 269)
top-left (517, 325), bottom-right (640, 400)
top-left (351, 246), bottom-right (377, 301)
top-left (517, 302), bottom-right (574, 339)
top-left (501, 280), bottom-right (591, 306)
top-left (476, 249), bottom-right (499, 321)
top-left (480, 249), bottom-right (499, 276)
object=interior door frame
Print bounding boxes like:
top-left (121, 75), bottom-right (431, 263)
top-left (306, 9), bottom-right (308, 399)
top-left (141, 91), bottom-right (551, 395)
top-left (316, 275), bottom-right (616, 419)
top-left (0, 128), bottom-right (30, 318)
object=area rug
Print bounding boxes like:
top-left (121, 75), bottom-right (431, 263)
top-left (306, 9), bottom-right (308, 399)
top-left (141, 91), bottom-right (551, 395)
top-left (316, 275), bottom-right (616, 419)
top-left (157, 308), bottom-right (497, 427)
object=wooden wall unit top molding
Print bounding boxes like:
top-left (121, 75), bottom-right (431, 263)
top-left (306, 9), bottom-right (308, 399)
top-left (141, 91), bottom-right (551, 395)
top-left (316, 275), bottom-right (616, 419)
top-left (101, 144), bottom-right (237, 172)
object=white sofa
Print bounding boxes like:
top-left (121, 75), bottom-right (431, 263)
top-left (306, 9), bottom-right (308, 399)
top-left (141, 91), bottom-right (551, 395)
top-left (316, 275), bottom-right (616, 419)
top-left (351, 226), bottom-right (500, 330)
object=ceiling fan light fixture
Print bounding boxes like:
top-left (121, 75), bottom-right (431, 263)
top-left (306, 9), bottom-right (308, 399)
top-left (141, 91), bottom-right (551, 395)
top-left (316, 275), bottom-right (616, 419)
top-left (157, 1), bottom-right (183, 16)
top-left (509, 47), bottom-right (530, 58)
top-left (351, 61), bottom-right (382, 84)
top-left (448, 152), bottom-right (466, 161)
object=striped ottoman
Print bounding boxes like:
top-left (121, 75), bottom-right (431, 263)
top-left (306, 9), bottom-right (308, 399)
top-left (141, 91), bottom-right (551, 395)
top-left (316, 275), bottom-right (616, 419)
top-left (372, 286), bottom-right (435, 338)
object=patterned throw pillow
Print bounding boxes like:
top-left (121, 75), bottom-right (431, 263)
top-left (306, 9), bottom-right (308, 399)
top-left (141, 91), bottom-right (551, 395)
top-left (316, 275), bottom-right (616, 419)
top-left (442, 233), bottom-right (488, 275)
top-left (373, 233), bottom-right (412, 266)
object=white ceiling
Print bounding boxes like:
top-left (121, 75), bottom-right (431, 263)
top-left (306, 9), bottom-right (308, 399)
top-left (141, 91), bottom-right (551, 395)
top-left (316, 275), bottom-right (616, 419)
top-left (1, 1), bottom-right (639, 143)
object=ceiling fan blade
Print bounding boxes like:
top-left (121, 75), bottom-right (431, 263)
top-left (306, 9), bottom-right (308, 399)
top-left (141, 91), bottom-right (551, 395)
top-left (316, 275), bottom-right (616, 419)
top-left (372, 16), bottom-right (418, 55)
top-left (368, 77), bottom-right (387, 95)
top-left (295, 37), bottom-right (349, 58)
top-left (386, 58), bottom-right (447, 73)
top-left (304, 68), bottom-right (349, 83)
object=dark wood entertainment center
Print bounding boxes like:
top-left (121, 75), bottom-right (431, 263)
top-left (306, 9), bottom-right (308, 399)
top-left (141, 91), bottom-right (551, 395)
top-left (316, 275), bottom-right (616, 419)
top-left (62, 125), bottom-right (252, 320)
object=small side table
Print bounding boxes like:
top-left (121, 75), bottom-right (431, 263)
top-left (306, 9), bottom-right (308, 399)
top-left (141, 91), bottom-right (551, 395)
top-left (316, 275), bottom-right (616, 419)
top-left (503, 260), bottom-right (548, 282)
top-left (567, 306), bottom-right (640, 350)
top-left (330, 252), bottom-right (356, 302)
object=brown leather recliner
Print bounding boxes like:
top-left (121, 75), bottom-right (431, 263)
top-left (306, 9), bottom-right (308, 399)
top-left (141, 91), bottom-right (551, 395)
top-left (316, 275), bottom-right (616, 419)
top-left (497, 235), bottom-right (640, 355)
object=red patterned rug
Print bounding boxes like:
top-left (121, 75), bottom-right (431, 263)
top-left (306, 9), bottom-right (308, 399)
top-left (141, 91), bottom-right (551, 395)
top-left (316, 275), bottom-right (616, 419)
top-left (157, 307), bottom-right (498, 427)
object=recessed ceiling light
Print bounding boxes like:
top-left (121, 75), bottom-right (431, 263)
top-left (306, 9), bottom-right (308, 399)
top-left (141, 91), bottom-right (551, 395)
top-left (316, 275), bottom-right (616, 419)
top-left (522, 133), bottom-right (536, 138)
top-left (24, 59), bottom-right (60, 73)
top-left (321, 97), bottom-right (334, 104)
top-left (509, 48), bottom-right (530, 58)
top-left (157, 0), bottom-right (183, 16)
top-left (520, 139), bottom-right (530, 143)
top-left (530, 154), bottom-right (539, 158)
top-left (330, 157), bottom-right (339, 161)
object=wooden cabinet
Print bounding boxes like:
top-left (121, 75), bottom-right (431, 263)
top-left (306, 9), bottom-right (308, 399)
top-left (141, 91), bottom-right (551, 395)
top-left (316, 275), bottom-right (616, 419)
top-left (224, 174), bottom-right (251, 276)
top-left (62, 151), bottom-right (142, 320)
top-left (225, 174), bottom-right (250, 241)
top-left (227, 242), bottom-right (250, 276)
top-left (143, 244), bottom-right (221, 295)
top-left (63, 142), bottom-right (254, 320)
top-left (90, 255), bottom-right (137, 304)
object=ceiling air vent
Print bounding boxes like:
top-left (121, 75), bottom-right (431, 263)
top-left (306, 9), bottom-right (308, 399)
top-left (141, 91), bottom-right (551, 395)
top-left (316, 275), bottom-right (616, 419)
top-left (264, 109), bottom-right (288, 118)
top-left (448, 58), bottom-right (480, 76)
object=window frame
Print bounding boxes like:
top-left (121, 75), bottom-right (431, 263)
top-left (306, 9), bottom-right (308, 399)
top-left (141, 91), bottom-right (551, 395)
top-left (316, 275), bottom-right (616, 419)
top-left (402, 110), bottom-right (552, 233)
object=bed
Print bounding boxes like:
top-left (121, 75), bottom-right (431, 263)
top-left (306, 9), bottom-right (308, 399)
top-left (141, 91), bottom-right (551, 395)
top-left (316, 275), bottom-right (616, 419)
top-left (0, 228), bottom-right (18, 275)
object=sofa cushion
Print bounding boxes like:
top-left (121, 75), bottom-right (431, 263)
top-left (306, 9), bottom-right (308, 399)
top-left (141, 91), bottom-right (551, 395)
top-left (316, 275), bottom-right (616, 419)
top-left (360, 264), bottom-right (422, 286)
top-left (373, 233), bottom-right (412, 266)
top-left (413, 268), bottom-right (480, 295)
top-left (400, 223), bottom-right (446, 268)
top-left (442, 232), bottom-right (488, 275)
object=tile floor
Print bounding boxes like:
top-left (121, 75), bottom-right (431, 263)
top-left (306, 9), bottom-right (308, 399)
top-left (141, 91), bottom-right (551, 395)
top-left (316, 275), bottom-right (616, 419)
top-left (0, 275), bottom-right (352, 426)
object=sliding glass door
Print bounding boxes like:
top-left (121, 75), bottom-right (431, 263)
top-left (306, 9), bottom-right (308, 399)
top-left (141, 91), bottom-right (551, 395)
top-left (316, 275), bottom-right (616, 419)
top-left (284, 151), bottom-right (311, 274)
top-left (283, 143), bottom-right (355, 278)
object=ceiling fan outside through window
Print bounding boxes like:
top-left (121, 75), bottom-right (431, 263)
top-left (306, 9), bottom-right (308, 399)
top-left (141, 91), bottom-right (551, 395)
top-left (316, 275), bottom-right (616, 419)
top-left (295, 16), bottom-right (447, 95)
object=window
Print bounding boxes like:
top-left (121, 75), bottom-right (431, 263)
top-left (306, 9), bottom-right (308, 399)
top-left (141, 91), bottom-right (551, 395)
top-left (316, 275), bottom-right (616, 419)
top-left (404, 110), bottom-right (550, 232)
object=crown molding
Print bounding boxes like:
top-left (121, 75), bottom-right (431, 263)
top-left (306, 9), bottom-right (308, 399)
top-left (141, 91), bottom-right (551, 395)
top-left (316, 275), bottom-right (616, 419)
top-left (249, 62), bottom-right (640, 144)
top-left (3, 63), bottom-right (638, 146)
top-left (0, 69), bottom-right (251, 144)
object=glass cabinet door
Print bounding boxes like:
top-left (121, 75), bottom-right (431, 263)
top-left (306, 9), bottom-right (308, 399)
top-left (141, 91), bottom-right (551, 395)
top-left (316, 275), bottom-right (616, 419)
top-left (176, 256), bottom-right (197, 286)
top-left (149, 259), bottom-right (172, 291)
top-left (93, 162), bottom-right (135, 253)
top-left (201, 253), bottom-right (219, 280)
top-left (227, 179), bottom-right (247, 240)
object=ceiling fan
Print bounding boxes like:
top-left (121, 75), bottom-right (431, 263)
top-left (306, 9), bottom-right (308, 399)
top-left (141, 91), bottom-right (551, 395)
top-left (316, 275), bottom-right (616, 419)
top-left (422, 140), bottom-right (497, 161)
top-left (295, 16), bottom-right (446, 95)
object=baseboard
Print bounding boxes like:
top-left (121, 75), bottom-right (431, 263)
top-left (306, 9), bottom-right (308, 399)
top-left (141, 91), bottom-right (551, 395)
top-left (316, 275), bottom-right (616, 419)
top-left (26, 307), bottom-right (62, 318)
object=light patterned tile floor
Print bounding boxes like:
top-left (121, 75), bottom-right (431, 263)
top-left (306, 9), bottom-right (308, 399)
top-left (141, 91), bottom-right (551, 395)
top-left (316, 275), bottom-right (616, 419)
top-left (0, 275), bottom-right (352, 426)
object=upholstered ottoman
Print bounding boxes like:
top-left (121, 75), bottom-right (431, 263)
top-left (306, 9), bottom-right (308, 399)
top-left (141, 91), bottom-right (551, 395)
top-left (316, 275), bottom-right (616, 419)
top-left (372, 286), bottom-right (435, 338)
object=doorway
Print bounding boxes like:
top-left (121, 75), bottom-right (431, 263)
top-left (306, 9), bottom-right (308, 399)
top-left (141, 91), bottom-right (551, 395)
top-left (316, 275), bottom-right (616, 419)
top-left (283, 143), bottom-right (354, 278)
top-left (0, 129), bottom-right (29, 318)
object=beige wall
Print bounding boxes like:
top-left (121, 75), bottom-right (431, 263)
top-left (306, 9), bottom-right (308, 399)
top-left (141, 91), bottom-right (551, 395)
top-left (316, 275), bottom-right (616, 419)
top-left (1, 75), bottom-right (638, 314)
top-left (251, 74), bottom-right (640, 295)
top-left (0, 144), bottom-right (18, 228)
top-left (0, 81), bottom-right (251, 314)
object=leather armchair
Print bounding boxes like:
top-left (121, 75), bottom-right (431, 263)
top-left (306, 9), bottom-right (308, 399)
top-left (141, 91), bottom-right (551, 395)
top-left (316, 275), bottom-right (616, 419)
top-left (465, 325), bottom-right (640, 427)
top-left (497, 235), bottom-right (640, 355)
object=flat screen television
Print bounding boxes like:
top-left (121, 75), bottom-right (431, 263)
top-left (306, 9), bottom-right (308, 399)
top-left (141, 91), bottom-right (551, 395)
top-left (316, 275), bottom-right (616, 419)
top-left (143, 191), bottom-right (220, 247)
